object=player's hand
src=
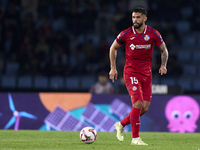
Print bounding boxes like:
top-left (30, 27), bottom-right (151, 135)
top-left (159, 65), bottom-right (167, 75)
top-left (109, 68), bottom-right (118, 83)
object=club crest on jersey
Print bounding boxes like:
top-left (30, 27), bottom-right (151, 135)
top-left (144, 35), bottom-right (150, 41)
top-left (132, 86), bottom-right (137, 91)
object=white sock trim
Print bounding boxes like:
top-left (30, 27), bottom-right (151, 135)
top-left (132, 137), bottom-right (140, 141)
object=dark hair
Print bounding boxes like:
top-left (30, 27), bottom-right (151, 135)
top-left (133, 7), bottom-right (147, 16)
top-left (98, 71), bottom-right (107, 77)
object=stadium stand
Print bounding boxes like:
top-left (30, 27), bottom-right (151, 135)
top-left (0, 0), bottom-right (199, 94)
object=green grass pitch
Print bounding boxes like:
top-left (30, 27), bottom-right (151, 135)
top-left (0, 130), bottom-right (200, 150)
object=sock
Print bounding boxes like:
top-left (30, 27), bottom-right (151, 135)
top-left (130, 107), bottom-right (141, 138)
top-left (120, 110), bottom-right (144, 127)
top-left (121, 96), bottom-right (144, 127)
top-left (120, 113), bottom-right (130, 127)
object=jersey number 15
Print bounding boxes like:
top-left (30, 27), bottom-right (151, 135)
top-left (130, 77), bottom-right (138, 84)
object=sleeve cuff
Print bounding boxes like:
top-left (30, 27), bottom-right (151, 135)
top-left (116, 38), bottom-right (124, 45)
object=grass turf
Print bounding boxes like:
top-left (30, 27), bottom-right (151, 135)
top-left (0, 130), bottom-right (199, 150)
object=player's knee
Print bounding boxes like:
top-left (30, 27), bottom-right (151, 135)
top-left (133, 100), bottom-right (143, 109)
top-left (142, 101), bottom-right (150, 113)
top-left (142, 107), bottom-right (149, 113)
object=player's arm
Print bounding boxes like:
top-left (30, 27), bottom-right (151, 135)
top-left (158, 42), bottom-right (169, 75)
top-left (109, 40), bottom-right (121, 83)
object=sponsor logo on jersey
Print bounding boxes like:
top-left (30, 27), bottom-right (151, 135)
top-left (130, 44), bottom-right (136, 50)
top-left (129, 44), bottom-right (151, 50)
top-left (144, 35), bottom-right (150, 41)
top-left (132, 86), bottom-right (137, 91)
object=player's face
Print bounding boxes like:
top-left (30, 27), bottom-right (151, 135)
top-left (132, 12), bottom-right (147, 29)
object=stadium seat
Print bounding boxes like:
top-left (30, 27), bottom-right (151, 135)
top-left (197, 66), bottom-right (200, 77)
top-left (180, 7), bottom-right (193, 19)
top-left (182, 65), bottom-right (196, 77)
top-left (33, 76), bottom-right (49, 89)
top-left (181, 35), bottom-right (196, 47)
top-left (66, 76), bottom-right (80, 90)
top-left (4, 62), bottom-right (19, 76)
top-left (50, 76), bottom-right (64, 89)
top-left (80, 75), bottom-right (95, 90)
top-left (177, 78), bottom-right (192, 91)
top-left (177, 51), bottom-right (191, 63)
top-left (197, 37), bottom-right (200, 47)
top-left (18, 76), bottom-right (33, 89)
top-left (175, 21), bottom-right (190, 34)
top-left (193, 79), bottom-right (200, 91)
top-left (86, 34), bottom-right (100, 47)
top-left (192, 51), bottom-right (200, 63)
top-left (161, 78), bottom-right (176, 86)
top-left (1, 76), bottom-right (16, 88)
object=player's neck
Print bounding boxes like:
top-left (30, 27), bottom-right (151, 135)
top-left (135, 24), bottom-right (146, 34)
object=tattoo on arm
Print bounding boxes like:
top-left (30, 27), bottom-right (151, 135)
top-left (159, 42), bottom-right (169, 67)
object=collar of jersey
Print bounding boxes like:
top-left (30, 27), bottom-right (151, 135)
top-left (132, 25), bottom-right (147, 35)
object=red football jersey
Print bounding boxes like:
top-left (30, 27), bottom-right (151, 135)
top-left (116, 25), bottom-right (163, 76)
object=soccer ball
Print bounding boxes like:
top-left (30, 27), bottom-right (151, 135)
top-left (80, 127), bottom-right (97, 144)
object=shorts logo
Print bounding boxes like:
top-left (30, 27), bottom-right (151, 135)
top-left (132, 86), bottom-right (137, 91)
top-left (144, 35), bottom-right (150, 41)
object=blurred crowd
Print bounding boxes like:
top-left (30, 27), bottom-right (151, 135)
top-left (0, 0), bottom-right (199, 81)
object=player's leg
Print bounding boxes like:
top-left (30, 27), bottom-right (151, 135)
top-left (140, 75), bottom-right (152, 117)
top-left (120, 100), bottom-right (150, 127)
top-left (120, 95), bottom-right (132, 127)
top-left (120, 114), bottom-right (130, 127)
top-left (114, 72), bottom-right (133, 142)
top-left (130, 75), bottom-right (152, 145)
top-left (130, 95), bottom-right (142, 139)
top-left (120, 73), bottom-right (141, 127)
top-left (140, 100), bottom-right (151, 116)
top-left (130, 94), bottom-right (147, 145)
top-left (129, 73), bottom-right (151, 145)
top-left (115, 73), bottom-right (147, 145)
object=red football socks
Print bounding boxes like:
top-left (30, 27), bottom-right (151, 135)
top-left (120, 113), bottom-right (130, 127)
top-left (120, 110), bottom-right (144, 127)
top-left (130, 107), bottom-right (141, 138)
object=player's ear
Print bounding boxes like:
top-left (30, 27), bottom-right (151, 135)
top-left (144, 16), bottom-right (147, 22)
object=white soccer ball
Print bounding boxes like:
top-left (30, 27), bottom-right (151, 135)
top-left (80, 127), bottom-right (97, 144)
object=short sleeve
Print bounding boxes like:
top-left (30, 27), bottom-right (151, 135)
top-left (116, 31), bottom-right (126, 45)
top-left (154, 30), bottom-right (163, 47)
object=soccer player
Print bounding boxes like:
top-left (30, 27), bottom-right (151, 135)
top-left (109, 7), bottom-right (169, 145)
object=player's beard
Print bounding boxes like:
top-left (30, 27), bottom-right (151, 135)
top-left (133, 22), bottom-right (143, 29)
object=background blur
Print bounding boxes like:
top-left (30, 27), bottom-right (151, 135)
top-left (0, 0), bottom-right (200, 94)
